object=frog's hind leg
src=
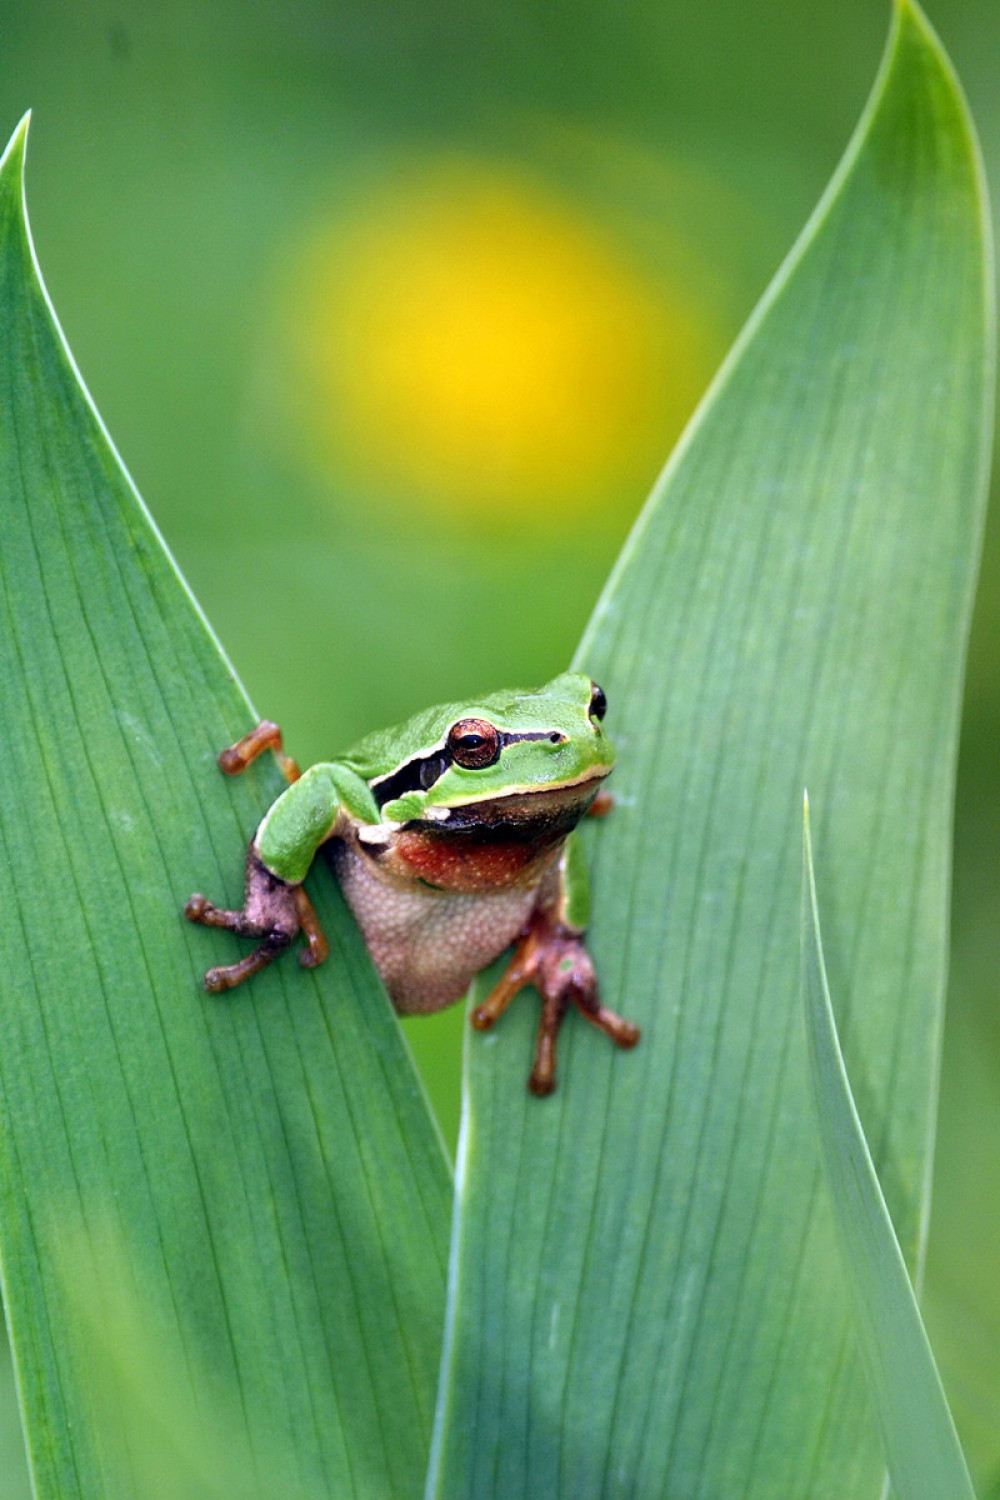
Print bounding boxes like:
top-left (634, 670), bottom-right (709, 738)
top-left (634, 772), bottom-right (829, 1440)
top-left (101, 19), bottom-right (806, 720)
top-left (185, 849), bottom-right (311, 992)
top-left (470, 837), bottom-right (638, 1095)
top-left (471, 911), bottom-right (639, 1096)
top-left (217, 720), bottom-right (301, 783)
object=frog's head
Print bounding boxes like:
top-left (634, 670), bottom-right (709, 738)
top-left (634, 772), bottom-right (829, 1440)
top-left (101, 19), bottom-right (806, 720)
top-left (365, 671), bottom-right (614, 832)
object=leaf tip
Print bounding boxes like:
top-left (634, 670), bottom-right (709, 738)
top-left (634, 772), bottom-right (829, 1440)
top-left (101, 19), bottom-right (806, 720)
top-left (890, 0), bottom-right (934, 41)
top-left (887, 0), bottom-right (947, 59)
top-left (0, 111), bottom-right (31, 185)
top-left (883, 0), bottom-right (972, 113)
top-left (802, 787), bottom-right (813, 856)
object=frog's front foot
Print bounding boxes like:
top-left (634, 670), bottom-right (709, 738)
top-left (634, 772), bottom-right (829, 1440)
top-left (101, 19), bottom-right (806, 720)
top-left (471, 914), bottom-right (639, 1096)
top-left (184, 850), bottom-right (328, 992)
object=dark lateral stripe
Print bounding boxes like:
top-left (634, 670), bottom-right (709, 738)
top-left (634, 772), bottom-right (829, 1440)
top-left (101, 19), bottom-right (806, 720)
top-left (373, 748), bottom-right (451, 808)
top-left (372, 729), bottom-right (562, 810)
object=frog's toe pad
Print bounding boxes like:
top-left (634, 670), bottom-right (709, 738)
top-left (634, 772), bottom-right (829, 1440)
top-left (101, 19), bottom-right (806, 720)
top-left (528, 1067), bottom-right (557, 1098)
top-left (204, 965), bottom-right (235, 993)
top-left (586, 1009), bottom-right (641, 1049)
top-left (617, 1020), bottom-right (641, 1048)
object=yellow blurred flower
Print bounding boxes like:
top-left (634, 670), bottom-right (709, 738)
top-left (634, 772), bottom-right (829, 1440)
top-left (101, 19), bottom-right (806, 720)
top-left (279, 158), bottom-right (716, 526)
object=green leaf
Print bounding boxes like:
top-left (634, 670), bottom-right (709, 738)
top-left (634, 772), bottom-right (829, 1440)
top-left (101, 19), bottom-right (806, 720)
top-left (0, 115), bottom-right (450, 1500)
top-left (802, 797), bottom-right (975, 1500)
top-left (0, 1335), bottom-right (30, 1500)
top-left (428, 4), bottom-right (993, 1496)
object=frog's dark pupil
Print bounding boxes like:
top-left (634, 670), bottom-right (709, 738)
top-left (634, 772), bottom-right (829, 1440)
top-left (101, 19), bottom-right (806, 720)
top-left (589, 682), bottom-right (607, 721)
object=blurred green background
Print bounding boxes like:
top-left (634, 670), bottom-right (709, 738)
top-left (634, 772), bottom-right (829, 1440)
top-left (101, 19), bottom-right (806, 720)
top-left (0, 1), bottom-right (997, 1493)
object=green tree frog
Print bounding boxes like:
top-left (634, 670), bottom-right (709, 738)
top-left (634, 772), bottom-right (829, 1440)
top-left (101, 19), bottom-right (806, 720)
top-left (185, 672), bottom-right (639, 1094)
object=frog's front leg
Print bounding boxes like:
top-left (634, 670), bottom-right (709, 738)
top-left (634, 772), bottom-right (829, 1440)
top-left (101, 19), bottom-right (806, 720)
top-left (185, 850), bottom-right (304, 991)
top-left (185, 757), bottom-right (362, 992)
top-left (471, 833), bottom-right (639, 1095)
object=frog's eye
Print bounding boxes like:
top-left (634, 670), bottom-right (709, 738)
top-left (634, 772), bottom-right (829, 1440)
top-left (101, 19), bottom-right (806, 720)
top-left (448, 717), bottom-right (502, 770)
top-left (589, 682), bottom-right (607, 722)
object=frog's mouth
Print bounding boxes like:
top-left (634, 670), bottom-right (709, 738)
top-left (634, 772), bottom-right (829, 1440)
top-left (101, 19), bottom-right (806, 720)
top-left (408, 769), bottom-right (609, 844)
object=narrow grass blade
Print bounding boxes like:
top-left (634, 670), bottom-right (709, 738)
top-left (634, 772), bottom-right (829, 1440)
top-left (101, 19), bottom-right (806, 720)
top-left (802, 798), bottom-right (975, 1500)
top-left (0, 117), bottom-right (450, 1499)
top-left (428, 4), bottom-right (993, 1496)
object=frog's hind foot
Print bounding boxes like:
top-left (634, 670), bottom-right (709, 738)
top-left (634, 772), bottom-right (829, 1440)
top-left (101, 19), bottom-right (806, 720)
top-left (184, 849), bottom-right (324, 992)
top-left (218, 720), bottom-right (301, 783)
top-left (471, 915), bottom-right (639, 1096)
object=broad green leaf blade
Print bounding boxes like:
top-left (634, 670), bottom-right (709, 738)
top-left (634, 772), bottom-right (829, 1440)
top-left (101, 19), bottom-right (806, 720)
top-left (428, 5), bottom-right (993, 1498)
top-left (802, 799), bottom-right (975, 1500)
top-left (0, 116), bottom-right (450, 1500)
top-left (0, 1336), bottom-right (30, 1500)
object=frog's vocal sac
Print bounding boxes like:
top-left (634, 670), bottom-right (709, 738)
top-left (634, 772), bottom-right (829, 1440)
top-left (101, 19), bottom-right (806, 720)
top-left (184, 672), bottom-right (639, 1095)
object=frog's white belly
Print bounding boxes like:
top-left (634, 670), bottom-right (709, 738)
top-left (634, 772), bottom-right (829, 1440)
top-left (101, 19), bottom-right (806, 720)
top-left (329, 837), bottom-right (542, 1013)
